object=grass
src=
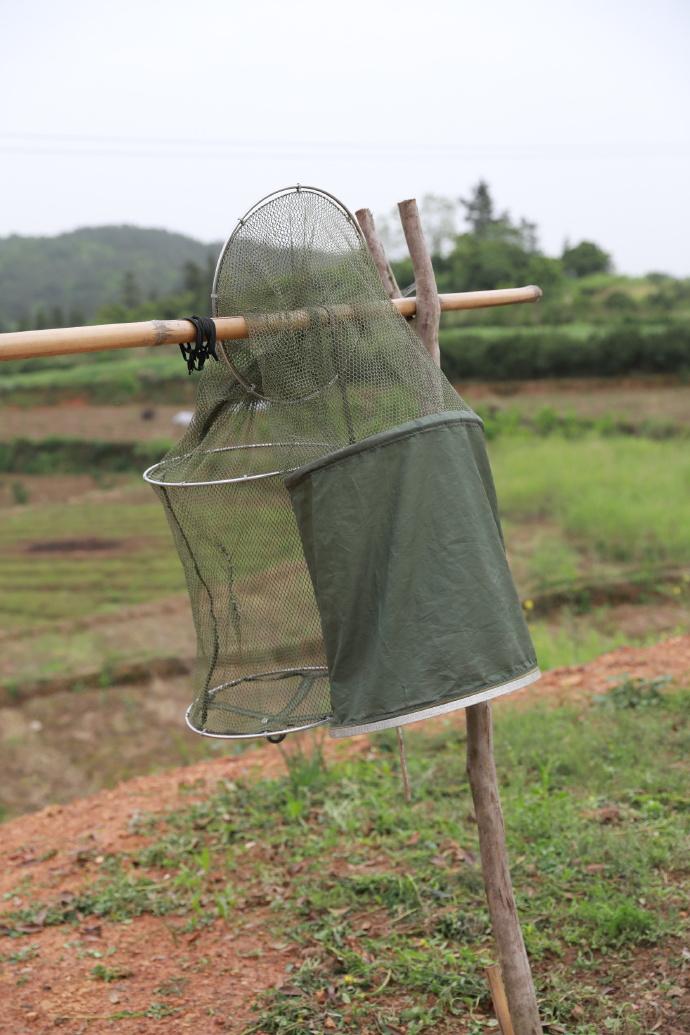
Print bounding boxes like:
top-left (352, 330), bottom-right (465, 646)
top-left (0, 348), bottom-right (188, 405)
top-left (2, 435), bottom-right (688, 628)
top-left (0, 481), bottom-right (298, 630)
top-left (526, 613), bottom-right (663, 670)
top-left (1, 685), bottom-right (687, 1032)
top-left (476, 404), bottom-right (690, 441)
top-left (0, 437), bottom-right (172, 475)
top-left (492, 434), bottom-right (690, 568)
top-left (0, 491), bottom-right (183, 626)
top-left (441, 320), bottom-right (681, 339)
top-left (1, 431), bottom-right (688, 687)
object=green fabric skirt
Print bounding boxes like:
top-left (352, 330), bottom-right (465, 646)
top-left (285, 411), bottom-right (540, 737)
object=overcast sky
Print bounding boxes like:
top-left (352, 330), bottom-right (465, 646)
top-left (1, 0), bottom-right (688, 275)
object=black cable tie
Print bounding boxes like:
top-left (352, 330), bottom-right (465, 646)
top-left (179, 315), bottom-right (219, 374)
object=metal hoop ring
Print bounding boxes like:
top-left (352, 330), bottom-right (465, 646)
top-left (143, 441), bottom-right (332, 487)
top-left (184, 665), bottom-right (330, 740)
top-left (210, 185), bottom-right (367, 404)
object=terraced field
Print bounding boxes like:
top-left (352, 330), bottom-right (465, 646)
top-left (1, 382), bottom-right (689, 814)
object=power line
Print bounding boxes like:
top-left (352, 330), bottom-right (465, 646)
top-left (0, 131), bottom-right (688, 161)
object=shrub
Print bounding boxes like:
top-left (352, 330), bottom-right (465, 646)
top-left (440, 323), bottom-right (690, 380)
top-left (0, 438), bottom-right (173, 475)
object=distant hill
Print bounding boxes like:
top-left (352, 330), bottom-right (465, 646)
top-left (0, 225), bottom-right (219, 327)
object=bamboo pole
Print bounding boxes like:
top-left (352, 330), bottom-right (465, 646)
top-left (0, 287), bottom-right (541, 362)
top-left (355, 207), bottom-right (401, 299)
top-left (397, 198), bottom-right (543, 1035)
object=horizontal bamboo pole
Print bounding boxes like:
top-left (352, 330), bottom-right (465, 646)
top-left (0, 286), bottom-right (541, 362)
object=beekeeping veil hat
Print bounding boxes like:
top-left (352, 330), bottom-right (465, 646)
top-left (145, 185), bottom-right (539, 740)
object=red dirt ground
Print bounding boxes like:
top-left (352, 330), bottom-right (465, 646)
top-left (1, 635), bottom-right (689, 1035)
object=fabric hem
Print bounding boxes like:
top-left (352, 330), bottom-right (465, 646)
top-left (285, 409), bottom-right (482, 489)
top-left (328, 666), bottom-right (541, 738)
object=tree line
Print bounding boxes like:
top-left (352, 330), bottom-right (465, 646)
top-left (2, 183), bottom-right (688, 333)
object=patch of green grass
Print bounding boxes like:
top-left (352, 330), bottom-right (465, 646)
top-left (491, 434), bottom-right (690, 567)
top-left (525, 531), bottom-right (581, 592)
top-left (0, 349), bottom-right (186, 405)
top-left (2, 943), bottom-right (40, 963)
top-left (10, 480), bottom-right (29, 505)
top-left (566, 896), bottom-right (661, 949)
top-left (526, 609), bottom-right (672, 670)
top-left (90, 962), bottom-right (133, 982)
top-left (2, 690), bottom-right (686, 1032)
top-left (109, 1002), bottom-right (181, 1020)
top-left (0, 479), bottom-right (300, 633)
top-left (595, 674), bottom-right (671, 711)
top-left (477, 404), bottom-right (689, 443)
top-left (0, 437), bottom-right (173, 475)
top-left (4, 868), bottom-right (186, 929)
top-left (154, 975), bottom-right (188, 998)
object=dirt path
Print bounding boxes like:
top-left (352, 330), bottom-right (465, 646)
top-left (494, 631), bottom-right (690, 711)
top-left (1, 404), bottom-right (188, 443)
top-left (4, 381), bottom-right (690, 444)
top-left (0, 635), bottom-right (688, 1034)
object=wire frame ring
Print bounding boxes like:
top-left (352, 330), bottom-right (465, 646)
top-left (185, 666), bottom-right (330, 739)
top-left (143, 441), bottom-right (332, 488)
top-left (211, 185), bottom-right (368, 404)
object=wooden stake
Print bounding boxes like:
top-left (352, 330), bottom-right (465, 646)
top-left (355, 207), bottom-right (401, 299)
top-left (468, 708), bottom-right (543, 1034)
top-left (0, 287), bottom-right (542, 362)
top-left (397, 197), bottom-right (543, 1035)
top-left (486, 964), bottom-right (517, 1035)
top-left (398, 198), bottom-right (442, 365)
top-left (396, 727), bottom-right (412, 803)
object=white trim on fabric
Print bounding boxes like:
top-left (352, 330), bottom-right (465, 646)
top-left (328, 666), bottom-right (541, 739)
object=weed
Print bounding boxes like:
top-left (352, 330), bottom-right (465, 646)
top-left (566, 896), bottom-right (662, 948)
top-left (2, 868), bottom-right (185, 932)
top-left (110, 1002), bottom-right (180, 1020)
top-left (4, 943), bottom-right (39, 963)
top-left (10, 481), bottom-right (29, 505)
top-left (90, 963), bottom-right (133, 982)
top-left (595, 674), bottom-right (672, 710)
top-left (155, 975), bottom-right (188, 997)
top-left (1, 688), bottom-right (687, 1033)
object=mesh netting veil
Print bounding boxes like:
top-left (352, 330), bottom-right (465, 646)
top-left (144, 186), bottom-right (539, 739)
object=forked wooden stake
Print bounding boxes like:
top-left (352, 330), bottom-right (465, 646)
top-left (398, 199), bottom-right (442, 367)
top-left (355, 207), bottom-right (401, 299)
top-left (390, 197), bottom-right (543, 1035)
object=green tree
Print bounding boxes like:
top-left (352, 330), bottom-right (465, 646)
top-left (460, 180), bottom-right (507, 238)
top-left (181, 260), bottom-right (203, 294)
top-left (68, 306), bottom-right (85, 326)
top-left (604, 291), bottom-right (636, 313)
top-left (121, 270), bottom-right (141, 308)
top-left (445, 234), bottom-right (531, 291)
top-left (562, 240), bottom-right (611, 277)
